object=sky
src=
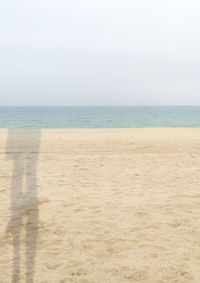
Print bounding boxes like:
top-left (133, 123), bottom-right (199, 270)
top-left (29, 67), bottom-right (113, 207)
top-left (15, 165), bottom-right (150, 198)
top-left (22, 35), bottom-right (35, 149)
top-left (0, 0), bottom-right (200, 106)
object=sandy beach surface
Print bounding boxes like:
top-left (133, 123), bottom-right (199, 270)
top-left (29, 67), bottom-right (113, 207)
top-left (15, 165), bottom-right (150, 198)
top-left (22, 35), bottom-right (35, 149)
top-left (1, 128), bottom-right (200, 283)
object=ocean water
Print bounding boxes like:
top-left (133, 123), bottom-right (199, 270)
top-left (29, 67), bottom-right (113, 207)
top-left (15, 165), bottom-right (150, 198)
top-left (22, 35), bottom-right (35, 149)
top-left (0, 106), bottom-right (200, 128)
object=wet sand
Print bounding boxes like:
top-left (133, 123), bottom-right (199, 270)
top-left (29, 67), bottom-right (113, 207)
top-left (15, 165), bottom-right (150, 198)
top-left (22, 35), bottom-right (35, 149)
top-left (1, 128), bottom-right (200, 282)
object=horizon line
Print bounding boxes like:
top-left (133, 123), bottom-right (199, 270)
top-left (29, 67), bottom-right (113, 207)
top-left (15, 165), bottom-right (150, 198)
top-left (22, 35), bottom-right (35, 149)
top-left (1, 105), bottom-right (200, 107)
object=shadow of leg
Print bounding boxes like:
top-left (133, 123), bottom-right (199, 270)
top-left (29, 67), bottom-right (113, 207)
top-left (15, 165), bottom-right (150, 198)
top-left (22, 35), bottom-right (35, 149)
top-left (25, 154), bottom-right (39, 283)
top-left (8, 156), bottom-right (24, 283)
top-left (25, 207), bottom-right (38, 283)
top-left (11, 217), bottom-right (22, 283)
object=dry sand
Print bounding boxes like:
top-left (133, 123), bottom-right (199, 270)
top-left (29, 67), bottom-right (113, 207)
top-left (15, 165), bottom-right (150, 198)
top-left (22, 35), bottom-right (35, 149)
top-left (1, 128), bottom-right (200, 282)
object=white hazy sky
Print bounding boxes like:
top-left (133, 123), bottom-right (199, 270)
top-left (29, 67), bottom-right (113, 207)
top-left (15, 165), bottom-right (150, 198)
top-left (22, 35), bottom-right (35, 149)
top-left (1, 0), bottom-right (200, 106)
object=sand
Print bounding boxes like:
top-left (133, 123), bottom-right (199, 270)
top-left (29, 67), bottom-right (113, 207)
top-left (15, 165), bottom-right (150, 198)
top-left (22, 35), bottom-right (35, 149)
top-left (1, 128), bottom-right (200, 282)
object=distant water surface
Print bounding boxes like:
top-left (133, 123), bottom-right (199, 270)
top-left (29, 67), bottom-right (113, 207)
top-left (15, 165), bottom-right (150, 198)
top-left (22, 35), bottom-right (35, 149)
top-left (0, 106), bottom-right (200, 128)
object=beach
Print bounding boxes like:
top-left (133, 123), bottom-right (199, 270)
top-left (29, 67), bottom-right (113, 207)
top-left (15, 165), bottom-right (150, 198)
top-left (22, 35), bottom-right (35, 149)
top-left (1, 128), bottom-right (200, 282)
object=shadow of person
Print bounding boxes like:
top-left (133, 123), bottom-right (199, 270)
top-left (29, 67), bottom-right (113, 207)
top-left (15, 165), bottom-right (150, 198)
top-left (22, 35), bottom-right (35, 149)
top-left (6, 129), bottom-right (41, 283)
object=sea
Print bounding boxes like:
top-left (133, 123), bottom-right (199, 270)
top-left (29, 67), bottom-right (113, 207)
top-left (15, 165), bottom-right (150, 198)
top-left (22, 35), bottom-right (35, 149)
top-left (0, 106), bottom-right (200, 128)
